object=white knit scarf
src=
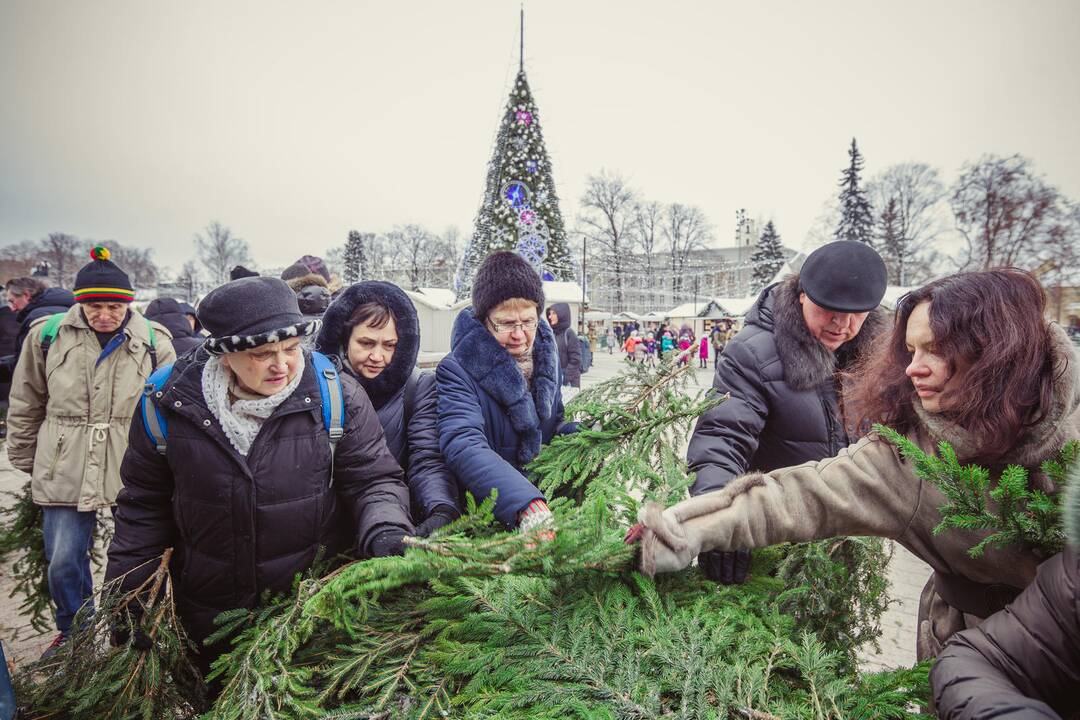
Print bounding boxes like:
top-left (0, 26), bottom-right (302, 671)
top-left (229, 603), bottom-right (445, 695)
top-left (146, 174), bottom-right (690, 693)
top-left (201, 353), bottom-right (305, 456)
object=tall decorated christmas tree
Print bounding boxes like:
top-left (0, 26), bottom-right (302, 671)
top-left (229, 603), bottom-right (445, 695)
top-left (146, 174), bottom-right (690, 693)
top-left (454, 19), bottom-right (576, 299)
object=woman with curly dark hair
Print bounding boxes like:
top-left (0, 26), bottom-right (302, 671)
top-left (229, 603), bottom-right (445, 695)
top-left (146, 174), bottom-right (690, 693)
top-left (629, 268), bottom-right (1080, 660)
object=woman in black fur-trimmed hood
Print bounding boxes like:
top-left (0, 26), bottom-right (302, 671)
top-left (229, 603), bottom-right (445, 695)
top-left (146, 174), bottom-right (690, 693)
top-left (317, 281), bottom-right (461, 535)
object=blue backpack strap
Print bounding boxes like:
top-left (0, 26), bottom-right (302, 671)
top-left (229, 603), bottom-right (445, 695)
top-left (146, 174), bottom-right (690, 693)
top-left (140, 363), bottom-right (174, 455)
top-left (311, 352), bottom-right (345, 483)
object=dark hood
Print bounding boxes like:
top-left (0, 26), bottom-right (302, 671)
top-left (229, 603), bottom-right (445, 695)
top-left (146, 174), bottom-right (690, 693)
top-left (316, 281), bottom-right (420, 409)
top-left (547, 302), bottom-right (571, 333)
top-left (17, 286), bottom-right (74, 323)
top-left (178, 301), bottom-right (203, 333)
top-left (145, 297), bottom-right (198, 339)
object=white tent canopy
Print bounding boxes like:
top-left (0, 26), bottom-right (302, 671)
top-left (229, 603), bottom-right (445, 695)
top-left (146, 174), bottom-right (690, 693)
top-left (712, 296), bottom-right (757, 316)
top-left (543, 280), bottom-right (589, 305)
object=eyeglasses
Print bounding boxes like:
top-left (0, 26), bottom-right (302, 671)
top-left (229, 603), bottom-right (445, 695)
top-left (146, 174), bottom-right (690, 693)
top-left (490, 319), bottom-right (539, 335)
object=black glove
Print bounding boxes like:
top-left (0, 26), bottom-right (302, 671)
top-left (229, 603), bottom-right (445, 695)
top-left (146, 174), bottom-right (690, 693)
top-left (110, 613), bottom-right (153, 650)
top-left (415, 506), bottom-right (460, 537)
top-left (368, 528), bottom-right (408, 557)
top-left (698, 549), bottom-right (751, 585)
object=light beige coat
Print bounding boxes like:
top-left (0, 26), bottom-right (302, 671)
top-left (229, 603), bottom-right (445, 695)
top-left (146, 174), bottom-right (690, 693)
top-left (637, 324), bottom-right (1080, 660)
top-left (6, 305), bottom-right (176, 511)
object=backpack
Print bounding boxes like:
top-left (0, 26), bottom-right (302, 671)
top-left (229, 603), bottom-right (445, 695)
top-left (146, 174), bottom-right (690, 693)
top-left (139, 351), bottom-right (344, 462)
top-left (40, 311), bottom-right (158, 370)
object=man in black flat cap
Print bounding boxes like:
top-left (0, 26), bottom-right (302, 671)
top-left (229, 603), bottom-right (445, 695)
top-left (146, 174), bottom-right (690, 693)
top-left (685, 240), bottom-right (888, 584)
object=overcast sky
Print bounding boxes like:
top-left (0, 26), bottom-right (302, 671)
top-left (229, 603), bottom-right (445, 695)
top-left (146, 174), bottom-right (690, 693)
top-left (1, 0), bottom-right (1078, 274)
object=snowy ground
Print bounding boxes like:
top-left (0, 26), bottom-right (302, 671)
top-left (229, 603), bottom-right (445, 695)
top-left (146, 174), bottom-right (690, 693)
top-left (0, 348), bottom-right (928, 670)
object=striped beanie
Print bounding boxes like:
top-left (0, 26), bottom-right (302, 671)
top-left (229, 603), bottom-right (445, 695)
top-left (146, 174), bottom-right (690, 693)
top-left (72, 245), bottom-right (135, 303)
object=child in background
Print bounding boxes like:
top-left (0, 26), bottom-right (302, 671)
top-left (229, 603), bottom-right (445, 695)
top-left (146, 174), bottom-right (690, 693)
top-left (660, 331), bottom-right (674, 361)
top-left (623, 330), bottom-right (639, 362)
top-left (698, 334), bottom-right (709, 368)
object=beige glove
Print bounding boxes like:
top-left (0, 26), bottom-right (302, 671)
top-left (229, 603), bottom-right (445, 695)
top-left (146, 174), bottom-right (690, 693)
top-left (626, 473), bottom-right (766, 577)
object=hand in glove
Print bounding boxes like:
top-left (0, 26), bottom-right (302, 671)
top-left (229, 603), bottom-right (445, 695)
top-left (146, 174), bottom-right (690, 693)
top-left (415, 505), bottom-right (460, 537)
top-left (698, 549), bottom-right (751, 585)
top-left (110, 610), bottom-right (153, 650)
top-left (368, 528), bottom-right (408, 557)
top-left (518, 499), bottom-right (555, 544)
top-left (624, 501), bottom-right (700, 577)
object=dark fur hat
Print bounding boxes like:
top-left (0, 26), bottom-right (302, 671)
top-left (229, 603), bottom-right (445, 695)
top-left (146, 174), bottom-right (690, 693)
top-left (471, 251), bottom-right (544, 321)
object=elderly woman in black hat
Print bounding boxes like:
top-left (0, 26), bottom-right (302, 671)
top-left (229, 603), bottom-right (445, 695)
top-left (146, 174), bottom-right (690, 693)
top-left (437, 251), bottom-right (576, 533)
top-left (682, 240), bottom-right (889, 584)
top-left (106, 276), bottom-right (412, 672)
top-left (317, 281), bottom-right (462, 537)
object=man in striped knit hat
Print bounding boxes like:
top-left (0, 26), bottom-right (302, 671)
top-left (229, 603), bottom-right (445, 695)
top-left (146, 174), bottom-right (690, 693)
top-left (6, 246), bottom-right (176, 657)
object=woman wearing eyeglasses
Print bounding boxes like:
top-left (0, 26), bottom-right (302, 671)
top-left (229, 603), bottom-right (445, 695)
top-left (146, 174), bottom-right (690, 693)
top-left (436, 252), bottom-right (576, 533)
top-left (628, 268), bottom-right (1080, 661)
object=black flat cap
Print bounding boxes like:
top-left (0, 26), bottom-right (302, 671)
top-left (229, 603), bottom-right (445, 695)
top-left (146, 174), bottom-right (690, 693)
top-left (799, 241), bottom-right (887, 313)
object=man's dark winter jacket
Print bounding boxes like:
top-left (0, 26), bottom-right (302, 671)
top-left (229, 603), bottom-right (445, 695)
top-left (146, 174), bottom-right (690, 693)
top-left (548, 302), bottom-right (582, 388)
top-left (0, 287), bottom-right (76, 384)
top-left (144, 297), bottom-right (203, 357)
top-left (686, 276), bottom-right (886, 495)
top-left (931, 478), bottom-right (1080, 720)
top-left (317, 282), bottom-right (461, 521)
top-left (105, 349), bottom-right (412, 649)
top-left (436, 308), bottom-right (571, 528)
top-left (14, 287), bottom-right (75, 354)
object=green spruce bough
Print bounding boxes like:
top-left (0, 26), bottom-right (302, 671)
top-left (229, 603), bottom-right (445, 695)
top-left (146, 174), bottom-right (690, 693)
top-left (15, 360), bottom-right (929, 719)
top-left (875, 424), bottom-right (1076, 558)
top-left (0, 480), bottom-right (113, 634)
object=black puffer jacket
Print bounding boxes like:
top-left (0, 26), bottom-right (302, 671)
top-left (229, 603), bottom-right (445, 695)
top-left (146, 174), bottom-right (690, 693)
top-left (144, 297), bottom-right (203, 357)
top-left (0, 287), bottom-right (76, 384)
top-left (105, 348), bottom-right (412, 648)
top-left (931, 479), bottom-right (1080, 720)
top-left (686, 276), bottom-right (886, 495)
top-left (548, 302), bottom-right (581, 388)
top-left (14, 287), bottom-right (75, 356)
top-left (317, 282), bottom-right (461, 522)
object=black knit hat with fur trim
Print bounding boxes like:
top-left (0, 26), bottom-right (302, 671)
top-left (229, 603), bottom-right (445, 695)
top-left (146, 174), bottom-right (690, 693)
top-left (471, 251), bottom-right (545, 321)
top-left (198, 276), bottom-right (320, 355)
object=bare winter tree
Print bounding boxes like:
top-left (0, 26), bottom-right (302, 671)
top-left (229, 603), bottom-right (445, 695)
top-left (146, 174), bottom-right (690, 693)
top-left (194, 221), bottom-right (251, 285)
top-left (0, 239), bottom-right (43, 281)
top-left (866, 163), bottom-right (948, 285)
top-left (951, 155), bottom-right (1061, 270)
top-left (40, 232), bottom-right (86, 288)
top-left (386, 224), bottom-right (437, 290)
top-left (633, 200), bottom-right (663, 281)
top-left (662, 203), bottom-right (712, 295)
top-left (105, 241), bottom-right (159, 287)
top-left (175, 260), bottom-right (201, 303)
top-left (578, 171), bottom-right (638, 312)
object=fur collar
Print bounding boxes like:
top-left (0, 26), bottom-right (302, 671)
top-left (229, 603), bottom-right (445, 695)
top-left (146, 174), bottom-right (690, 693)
top-left (285, 272), bottom-right (328, 293)
top-left (315, 281), bottom-right (420, 410)
top-left (761, 276), bottom-right (887, 391)
top-left (450, 307), bottom-right (559, 465)
top-left (914, 323), bottom-right (1080, 473)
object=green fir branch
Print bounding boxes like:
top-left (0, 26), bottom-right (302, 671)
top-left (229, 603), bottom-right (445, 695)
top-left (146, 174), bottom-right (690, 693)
top-left (875, 425), bottom-right (1075, 558)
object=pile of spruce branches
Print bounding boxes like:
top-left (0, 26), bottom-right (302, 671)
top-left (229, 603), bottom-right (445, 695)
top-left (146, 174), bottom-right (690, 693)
top-left (10, 359), bottom-right (933, 719)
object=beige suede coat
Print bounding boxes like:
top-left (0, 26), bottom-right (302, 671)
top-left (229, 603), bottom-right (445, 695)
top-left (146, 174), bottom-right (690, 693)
top-left (638, 324), bottom-right (1080, 660)
top-left (6, 305), bottom-right (176, 511)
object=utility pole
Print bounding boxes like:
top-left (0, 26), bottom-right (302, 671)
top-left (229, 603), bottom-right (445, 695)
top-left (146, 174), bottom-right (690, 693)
top-left (580, 236), bottom-right (587, 334)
